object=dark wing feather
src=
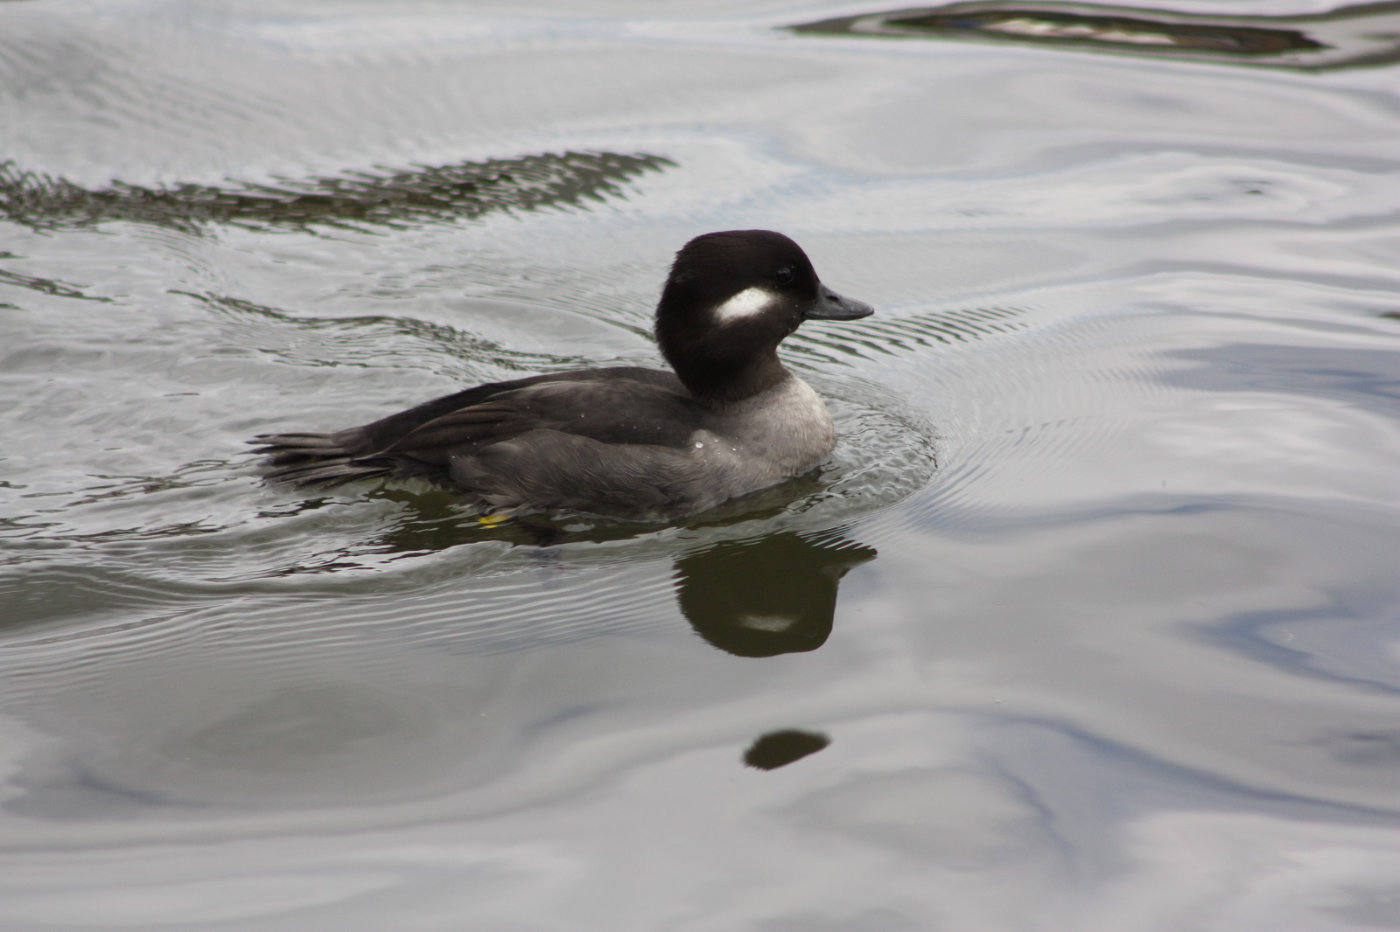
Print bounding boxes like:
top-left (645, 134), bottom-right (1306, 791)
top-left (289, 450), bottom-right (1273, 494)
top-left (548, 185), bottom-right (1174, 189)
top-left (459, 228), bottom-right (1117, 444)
top-left (252, 366), bottom-right (700, 490)
top-left (381, 376), bottom-right (702, 462)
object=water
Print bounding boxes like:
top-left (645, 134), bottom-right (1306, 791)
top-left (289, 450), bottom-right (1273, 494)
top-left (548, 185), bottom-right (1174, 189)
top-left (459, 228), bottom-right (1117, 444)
top-left (3, 1), bottom-right (1400, 927)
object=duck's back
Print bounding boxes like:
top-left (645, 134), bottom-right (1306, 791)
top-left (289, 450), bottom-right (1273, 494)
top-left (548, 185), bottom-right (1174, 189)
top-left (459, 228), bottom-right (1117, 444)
top-left (255, 366), bottom-right (722, 514)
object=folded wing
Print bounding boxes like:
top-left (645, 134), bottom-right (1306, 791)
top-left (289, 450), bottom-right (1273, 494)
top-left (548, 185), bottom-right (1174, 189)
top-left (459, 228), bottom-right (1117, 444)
top-left (252, 367), bottom-right (705, 497)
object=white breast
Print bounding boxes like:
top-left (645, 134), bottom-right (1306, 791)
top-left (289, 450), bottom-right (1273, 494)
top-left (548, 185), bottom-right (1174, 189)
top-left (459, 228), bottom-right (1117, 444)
top-left (692, 375), bottom-right (836, 486)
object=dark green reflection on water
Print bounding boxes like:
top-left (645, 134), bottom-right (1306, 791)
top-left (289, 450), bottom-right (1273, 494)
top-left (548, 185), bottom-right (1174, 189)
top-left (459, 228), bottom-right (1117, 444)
top-left (187, 289), bottom-right (596, 377)
top-left (0, 255), bottom-right (114, 304)
top-left (790, 1), bottom-right (1400, 71)
top-left (0, 150), bottom-right (674, 233)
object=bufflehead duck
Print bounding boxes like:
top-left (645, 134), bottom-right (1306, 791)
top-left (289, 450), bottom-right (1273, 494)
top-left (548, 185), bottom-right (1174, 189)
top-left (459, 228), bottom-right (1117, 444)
top-left (253, 230), bottom-right (873, 518)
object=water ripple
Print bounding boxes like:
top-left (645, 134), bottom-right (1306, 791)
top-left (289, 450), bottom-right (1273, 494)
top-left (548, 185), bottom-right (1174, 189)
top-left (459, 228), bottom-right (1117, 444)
top-left (790, 1), bottom-right (1400, 72)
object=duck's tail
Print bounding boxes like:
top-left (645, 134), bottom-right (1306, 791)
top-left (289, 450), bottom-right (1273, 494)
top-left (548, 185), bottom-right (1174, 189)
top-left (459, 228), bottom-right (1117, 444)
top-left (250, 432), bottom-right (394, 487)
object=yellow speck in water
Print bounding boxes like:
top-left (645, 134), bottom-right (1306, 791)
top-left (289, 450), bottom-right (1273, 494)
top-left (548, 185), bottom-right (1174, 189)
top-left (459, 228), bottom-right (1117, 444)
top-left (476, 514), bottom-right (508, 527)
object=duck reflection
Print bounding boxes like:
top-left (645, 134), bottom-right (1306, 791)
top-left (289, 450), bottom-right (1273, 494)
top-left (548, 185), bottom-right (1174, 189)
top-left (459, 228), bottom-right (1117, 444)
top-left (675, 531), bottom-right (876, 657)
top-left (268, 482), bottom-right (875, 661)
top-left (297, 485), bottom-right (878, 654)
top-left (744, 729), bottom-right (831, 770)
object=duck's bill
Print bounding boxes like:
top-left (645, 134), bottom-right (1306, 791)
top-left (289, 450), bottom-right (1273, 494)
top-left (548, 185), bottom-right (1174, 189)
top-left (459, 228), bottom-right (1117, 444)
top-left (806, 283), bottom-right (874, 321)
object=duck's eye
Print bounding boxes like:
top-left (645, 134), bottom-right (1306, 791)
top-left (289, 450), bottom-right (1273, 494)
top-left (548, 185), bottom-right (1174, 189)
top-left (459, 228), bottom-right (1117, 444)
top-left (775, 266), bottom-right (794, 285)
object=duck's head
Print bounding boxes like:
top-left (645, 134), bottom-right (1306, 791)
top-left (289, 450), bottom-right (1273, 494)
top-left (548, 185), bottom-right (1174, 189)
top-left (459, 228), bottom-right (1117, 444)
top-left (655, 230), bottom-right (873, 403)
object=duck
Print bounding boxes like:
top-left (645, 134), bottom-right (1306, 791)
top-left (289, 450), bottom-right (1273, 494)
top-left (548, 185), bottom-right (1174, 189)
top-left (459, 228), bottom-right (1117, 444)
top-left (252, 229), bottom-right (874, 519)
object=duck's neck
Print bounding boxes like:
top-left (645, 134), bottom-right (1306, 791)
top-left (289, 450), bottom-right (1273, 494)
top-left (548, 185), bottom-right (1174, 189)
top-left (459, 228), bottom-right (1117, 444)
top-left (673, 351), bottom-right (790, 408)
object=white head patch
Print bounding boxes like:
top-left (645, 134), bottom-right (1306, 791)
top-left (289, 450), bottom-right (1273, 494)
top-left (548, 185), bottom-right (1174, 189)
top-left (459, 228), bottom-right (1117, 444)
top-left (712, 286), bottom-right (777, 324)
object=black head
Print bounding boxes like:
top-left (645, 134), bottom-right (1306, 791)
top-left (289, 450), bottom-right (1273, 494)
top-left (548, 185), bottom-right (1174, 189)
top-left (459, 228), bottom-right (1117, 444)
top-left (655, 230), bottom-right (873, 403)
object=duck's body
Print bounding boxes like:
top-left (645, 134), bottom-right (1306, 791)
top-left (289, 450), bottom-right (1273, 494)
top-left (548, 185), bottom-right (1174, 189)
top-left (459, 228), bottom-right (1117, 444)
top-left (254, 230), bottom-right (873, 519)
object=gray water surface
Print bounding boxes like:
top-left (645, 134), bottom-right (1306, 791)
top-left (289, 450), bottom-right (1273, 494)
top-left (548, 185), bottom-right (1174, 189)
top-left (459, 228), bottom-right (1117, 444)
top-left (3, 1), bottom-right (1400, 928)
